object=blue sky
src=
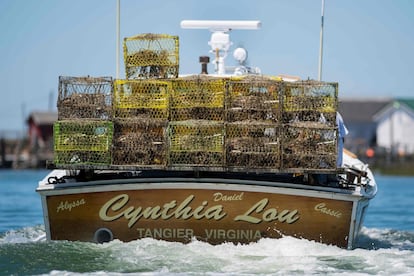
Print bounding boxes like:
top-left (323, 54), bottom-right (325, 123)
top-left (1, 0), bottom-right (413, 132)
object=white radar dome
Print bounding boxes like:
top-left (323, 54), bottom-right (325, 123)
top-left (233, 47), bottom-right (247, 63)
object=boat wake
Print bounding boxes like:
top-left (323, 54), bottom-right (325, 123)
top-left (0, 225), bottom-right (46, 244)
top-left (2, 225), bottom-right (413, 249)
top-left (356, 227), bottom-right (414, 251)
top-left (1, 225), bottom-right (413, 275)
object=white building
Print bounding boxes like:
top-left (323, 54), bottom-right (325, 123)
top-left (374, 99), bottom-right (414, 155)
top-left (338, 98), bottom-right (391, 154)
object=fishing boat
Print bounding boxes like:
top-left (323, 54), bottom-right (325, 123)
top-left (36, 20), bottom-right (377, 249)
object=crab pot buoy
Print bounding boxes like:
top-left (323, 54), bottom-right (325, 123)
top-left (94, 228), bottom-right (114, 243)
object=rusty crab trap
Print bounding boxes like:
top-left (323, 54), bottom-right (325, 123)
top-left (53, 120), bottom-right (113, 166)
top-left (123, 33), bottom-right (179, 79)
top-left (57, 76), bottom-right (113, 120)
top-left (168, 120), bottom-right (224, 167)
top-left (112, 79), bottom-right (171, 119)
top-left (225, 122), bottom-right (281, 170)
top-left (226, 76), bottom-right (282, 123)
top-left (112, 118), bottom-right (168, 167)
top-left (281, 121), bottom-right (337, 171)
top-left (282, 80), bottom-right (338, 125)
top-left (171, 76), bottom-right (225, 121)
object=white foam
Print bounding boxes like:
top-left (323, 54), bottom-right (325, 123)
top-left (3, 226), bottom-right (414, 275)
top-left (0, 225), bottom-right (46, 244)
top-left (97, 231), bottom-right (414, 275)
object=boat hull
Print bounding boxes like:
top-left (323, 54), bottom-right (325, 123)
top-left (37, 177), bottom-right (371, 249)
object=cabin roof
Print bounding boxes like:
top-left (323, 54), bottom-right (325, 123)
top-left (338, 98), bottom-right (391, 123)
top-left (373, 98), bottom-right (414, 121)
top-left (396, 98), bottom-right (414, 111)
top-left (27, 111), bottom-right (58, 126)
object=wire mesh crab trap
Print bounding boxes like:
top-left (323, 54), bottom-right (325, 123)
top-left (171, 76), bottom-right (225, 121)
top-left (53, 120), bottom-right (113, 166)
top-left (112, 79), bottom-right (171, 119)
top-left (226, 122), bottom-right (281, 170)
top-left (281, 122), bottom-right (337, 171)
top-left (168, 120), bottom-right (224, 167)
top-left (112, 118), bottom-right (168, 167)
top-left (57, 76), bottom-right (113, 120)
top-left (123, 33), bottom-right (179, 79)
top-left (282, 80), bottom-right (338, 125)
top-left (226, 76), bottom-right (282, 123)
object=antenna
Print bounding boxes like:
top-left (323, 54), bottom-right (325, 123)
top-left (318, 0), bottom-right (325, 81)
top-left (181, 20), bottom-right (261, 75)
top-left (116, 0), bottom-right (120, 79)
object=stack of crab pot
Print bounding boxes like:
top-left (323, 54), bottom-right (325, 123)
top-left (111, 34), bottom-right (179, 168)
top-left (225, 76), bottom-right (282, 171)
top-left (281, 81), bottom-right (338, 171)
top-left (54, 76), bottom-right (113, 166)
top-left (168, 76), bottom-right (225, 168)
top-left (111, 79), bottom-right (171, 167)
top-left (51, 32), bottom-right (340, 175)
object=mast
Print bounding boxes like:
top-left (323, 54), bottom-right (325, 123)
top-left (116, 0), bottom-right (120, 79)
top-left (318, 0), bottom-right (325, 81)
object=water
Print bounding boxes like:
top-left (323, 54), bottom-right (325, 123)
top-left (1, 170), bottom-right (414, 275)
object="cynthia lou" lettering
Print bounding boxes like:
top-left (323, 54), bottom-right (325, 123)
top-left (234, 198), bottom-right (300, 224)
top-left (99, 194), bottom-right (227, 228)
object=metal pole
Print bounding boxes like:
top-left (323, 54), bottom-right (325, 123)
top-left (48, 90), bottom-right (54, 111)
top-left (116, 0), bottom-right (120, 79)
top-left (318, 0), bottom-right (325, 81)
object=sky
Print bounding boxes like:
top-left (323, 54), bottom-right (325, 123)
top-left (0, 0), bottom-right (413, 132)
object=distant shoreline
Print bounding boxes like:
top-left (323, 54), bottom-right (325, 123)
top-left (372, 162), bottom-right (414, 176)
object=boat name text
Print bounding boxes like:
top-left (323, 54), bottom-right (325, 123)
top-left (56, 198), bottom-right (86, 213)
top-left (234, 198), bottom-right (300, 224)
top-left (136, 227), bottom-right (262, 240)
top-left (213, 192), bottom-right (244, 201)
top-left (314, 203), bottom-right (342, 218)
top-left (99, 194), bottom-right (300, 227)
